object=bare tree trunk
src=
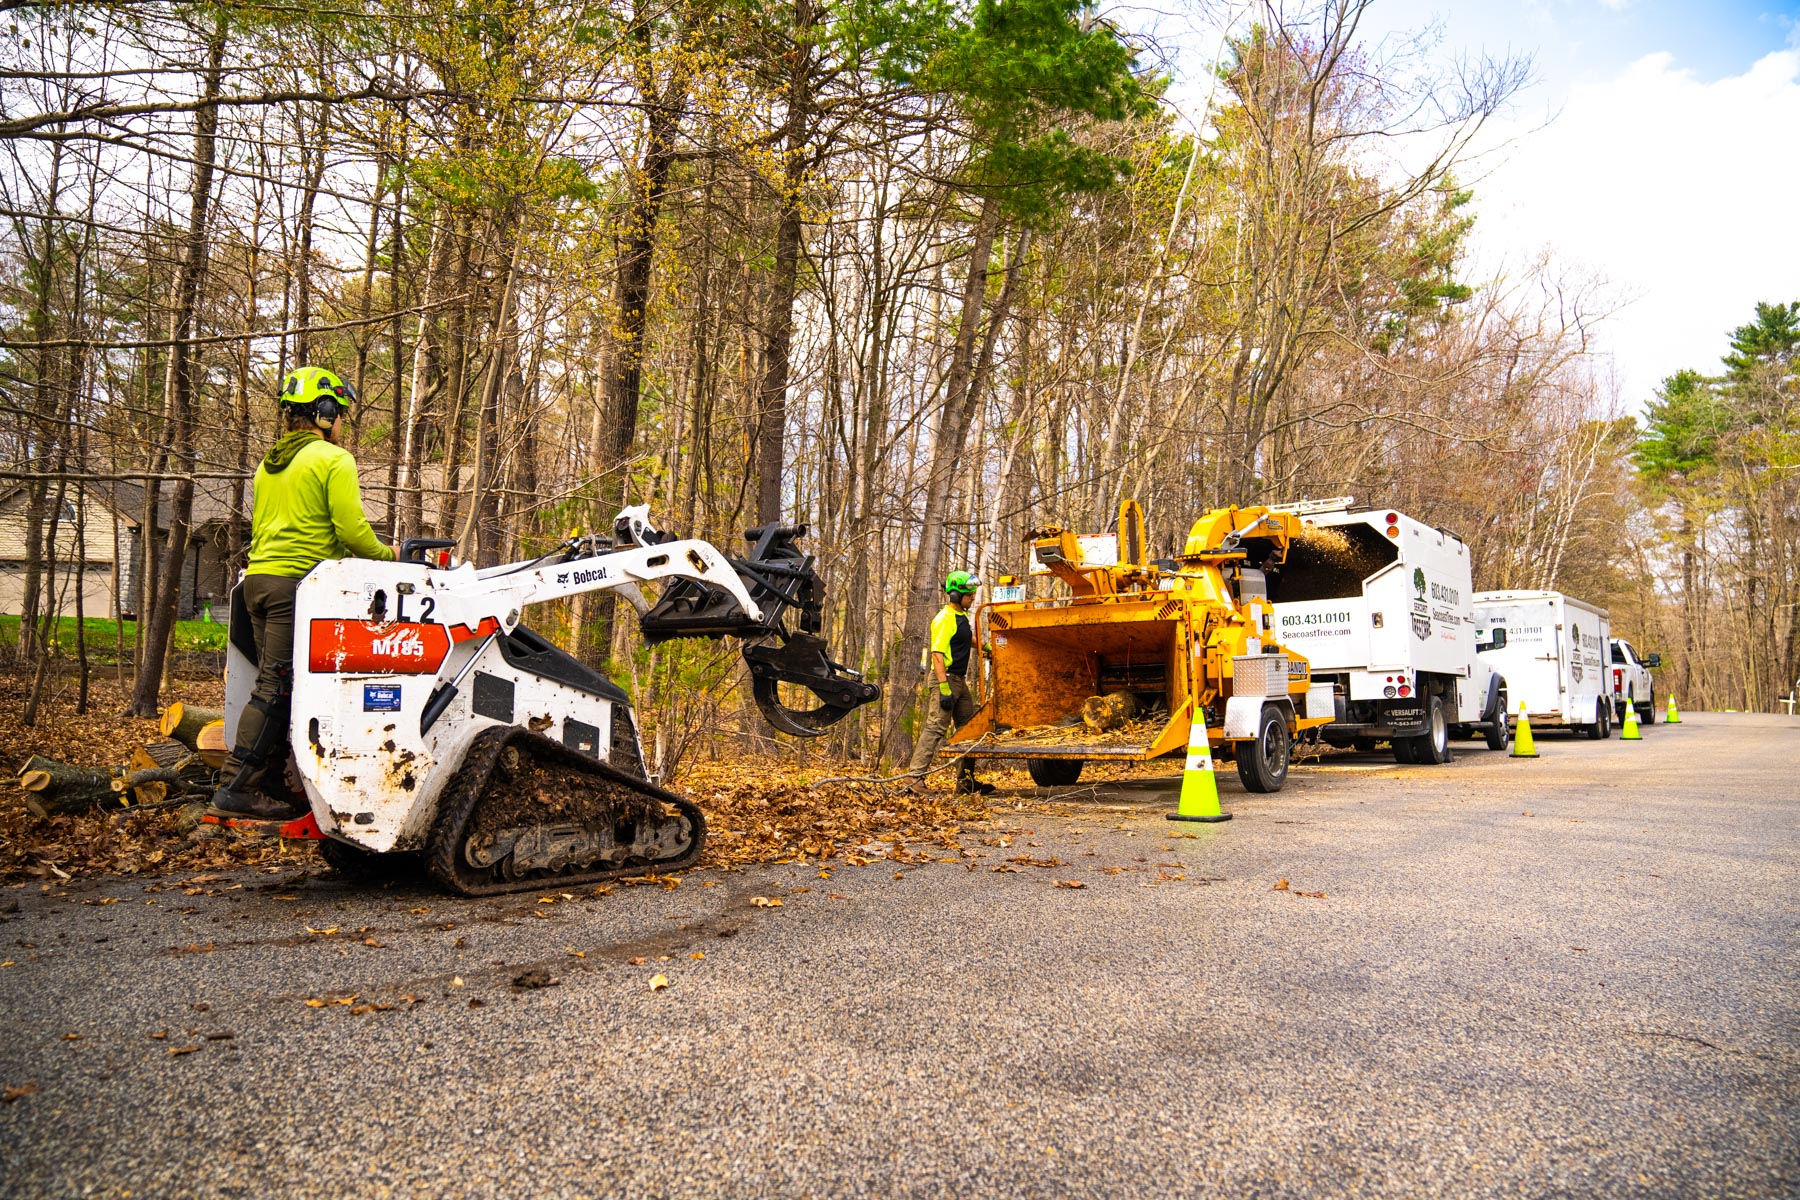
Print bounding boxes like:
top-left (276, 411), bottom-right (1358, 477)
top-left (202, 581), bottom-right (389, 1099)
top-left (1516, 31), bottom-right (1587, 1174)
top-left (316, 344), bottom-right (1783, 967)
top-left (753, 0), bottom-right (818, 526)
top-left (880, 196), bottom-right (1004, 763)
top-left (128, 16), bottom-right (227, 718)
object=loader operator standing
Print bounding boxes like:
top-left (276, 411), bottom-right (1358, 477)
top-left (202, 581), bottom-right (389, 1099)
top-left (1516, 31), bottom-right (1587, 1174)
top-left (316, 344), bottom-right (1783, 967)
top-left (209, 366), bottom-right (395, 820)
top-left (906, 571), bottom-right (994, 795)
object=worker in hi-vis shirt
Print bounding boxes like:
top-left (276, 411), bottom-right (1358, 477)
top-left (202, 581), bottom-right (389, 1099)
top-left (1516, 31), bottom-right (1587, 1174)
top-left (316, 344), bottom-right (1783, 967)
top-left (209, 366), bottom-right (396, 821)
top-left (906, 571), bottom-right (993, 795)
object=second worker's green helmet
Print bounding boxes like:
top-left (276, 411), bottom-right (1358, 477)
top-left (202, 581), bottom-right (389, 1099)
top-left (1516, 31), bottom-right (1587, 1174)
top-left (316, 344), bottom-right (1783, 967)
top-left (279, 366), bottom-right (356, 430)
top-left (944, 570), bottom-right (981, 595)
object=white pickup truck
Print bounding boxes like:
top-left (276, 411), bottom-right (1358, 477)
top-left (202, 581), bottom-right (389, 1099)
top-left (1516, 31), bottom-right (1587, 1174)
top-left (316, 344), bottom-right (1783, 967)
top-left (1269, 502), bottom-right (1509, 764)
top-left (1610, 638), bottom-right (1660, 725)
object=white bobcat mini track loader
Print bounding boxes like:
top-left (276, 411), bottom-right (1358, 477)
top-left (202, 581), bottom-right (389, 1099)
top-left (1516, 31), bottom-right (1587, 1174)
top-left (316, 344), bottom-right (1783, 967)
top-left (207, 509), bottom-right (878, 894)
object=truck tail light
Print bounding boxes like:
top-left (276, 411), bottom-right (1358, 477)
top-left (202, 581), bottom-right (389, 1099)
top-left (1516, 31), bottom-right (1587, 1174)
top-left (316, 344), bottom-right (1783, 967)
top-left (1398, 684), bottom-right (1412, 697)
top-left (1613, 668), bottom-right (1622, 690)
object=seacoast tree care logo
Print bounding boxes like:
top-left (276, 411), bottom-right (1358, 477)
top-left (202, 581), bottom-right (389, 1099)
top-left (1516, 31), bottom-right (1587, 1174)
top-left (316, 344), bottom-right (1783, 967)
top-left (1411, 567), bottom-right (1431, 640)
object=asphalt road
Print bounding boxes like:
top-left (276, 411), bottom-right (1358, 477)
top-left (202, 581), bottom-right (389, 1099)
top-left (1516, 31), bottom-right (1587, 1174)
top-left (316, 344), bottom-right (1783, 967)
top-left (2, 712), bottom-right (1795, 1199)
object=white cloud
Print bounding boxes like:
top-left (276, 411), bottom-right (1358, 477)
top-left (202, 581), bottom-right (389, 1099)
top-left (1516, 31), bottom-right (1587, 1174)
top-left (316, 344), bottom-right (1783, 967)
top-left (1467, 48), bottom-right (1800, 403)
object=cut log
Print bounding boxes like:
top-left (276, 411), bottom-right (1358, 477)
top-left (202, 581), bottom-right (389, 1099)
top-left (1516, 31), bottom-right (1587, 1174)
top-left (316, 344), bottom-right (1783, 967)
top-left (159, 703), bottom-right (224, 751)
top-left (195, 720), bottom-right (228, 770)
top-left (127, 744), bottom-right (178, 804)
top-left (131, 741), bottom-right (215, 795)
top-left (18, 756), bottom-right (124, 818)
top-left (113, 768), bottom-right (197, 802)
top-left (1080, 691), bottom-right (1139, 733)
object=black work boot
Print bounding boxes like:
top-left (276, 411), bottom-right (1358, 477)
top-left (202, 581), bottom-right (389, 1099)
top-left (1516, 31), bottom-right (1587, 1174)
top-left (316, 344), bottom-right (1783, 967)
top-left (208, 698), bottom-right (303, 821)
top-left (208, 782), bottom-right (304, 821)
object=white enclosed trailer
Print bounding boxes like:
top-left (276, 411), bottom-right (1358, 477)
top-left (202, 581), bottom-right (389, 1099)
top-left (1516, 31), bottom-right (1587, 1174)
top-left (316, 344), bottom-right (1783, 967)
top-left (1472, 590), bottom-right (1614, 738)
top-left (1269, 502), bottom-right (1508, 764)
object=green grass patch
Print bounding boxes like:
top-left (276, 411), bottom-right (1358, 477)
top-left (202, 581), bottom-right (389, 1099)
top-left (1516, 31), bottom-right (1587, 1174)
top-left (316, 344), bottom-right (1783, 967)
top-left (0, 615), bottom-right (228, 655)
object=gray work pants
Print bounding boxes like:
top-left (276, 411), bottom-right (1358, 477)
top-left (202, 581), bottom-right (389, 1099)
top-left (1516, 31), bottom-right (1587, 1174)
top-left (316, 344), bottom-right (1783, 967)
top-left (220, 574), bottom-right (301, 792)
top-left (908, 674), bottom-right (978, 784)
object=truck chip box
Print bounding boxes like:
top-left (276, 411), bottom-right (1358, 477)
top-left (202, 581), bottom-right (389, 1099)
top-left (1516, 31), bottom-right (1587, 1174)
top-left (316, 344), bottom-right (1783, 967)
top-left (1269, 503), bottom-right (1509, 763)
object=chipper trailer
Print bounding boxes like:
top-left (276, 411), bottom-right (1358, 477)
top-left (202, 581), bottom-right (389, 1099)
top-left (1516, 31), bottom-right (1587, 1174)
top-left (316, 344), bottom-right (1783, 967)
top-left (206, 507), bottom-right (880, 894)
top-left (942, 501), bottom-right (1335, 792)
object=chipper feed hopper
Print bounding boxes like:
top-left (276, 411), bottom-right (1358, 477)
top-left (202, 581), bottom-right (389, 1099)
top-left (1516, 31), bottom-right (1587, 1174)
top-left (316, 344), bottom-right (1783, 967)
top-left (944, 501), bottom-right (1334, 792)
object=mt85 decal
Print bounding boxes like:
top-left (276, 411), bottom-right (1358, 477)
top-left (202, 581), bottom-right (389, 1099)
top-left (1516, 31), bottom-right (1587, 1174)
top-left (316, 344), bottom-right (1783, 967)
top-left (309, 619), bottom-right (450, 674)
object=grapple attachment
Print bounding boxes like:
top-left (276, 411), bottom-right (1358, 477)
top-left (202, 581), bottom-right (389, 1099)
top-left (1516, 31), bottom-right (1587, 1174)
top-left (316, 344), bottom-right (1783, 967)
top-left (640, 522), bottom-right (880, 736)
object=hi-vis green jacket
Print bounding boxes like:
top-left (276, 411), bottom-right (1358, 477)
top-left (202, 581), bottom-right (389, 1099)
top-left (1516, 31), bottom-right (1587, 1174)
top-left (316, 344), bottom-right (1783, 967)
top-left (246, 431), bottom-right (397, 578)
top-left (921, 603), bottom-right (973, 676)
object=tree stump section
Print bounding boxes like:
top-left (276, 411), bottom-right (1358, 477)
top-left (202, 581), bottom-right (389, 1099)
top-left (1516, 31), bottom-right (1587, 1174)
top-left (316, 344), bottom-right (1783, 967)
top-left (1080, 691), bottom-right (1139, 733)
top-left (195, 721), bottom-right (228, 770)
top-left (160, 704), bottom-right (225, 752)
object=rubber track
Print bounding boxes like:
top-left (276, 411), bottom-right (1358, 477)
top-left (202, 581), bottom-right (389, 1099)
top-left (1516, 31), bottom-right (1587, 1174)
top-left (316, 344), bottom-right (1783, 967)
top-left (424, 726), bottom-right (705, 896)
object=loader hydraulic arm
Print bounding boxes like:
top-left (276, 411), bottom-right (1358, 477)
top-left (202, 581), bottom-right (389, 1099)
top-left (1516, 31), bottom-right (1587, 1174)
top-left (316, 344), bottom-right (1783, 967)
top-left (454, 509), bottom-right (878, 738)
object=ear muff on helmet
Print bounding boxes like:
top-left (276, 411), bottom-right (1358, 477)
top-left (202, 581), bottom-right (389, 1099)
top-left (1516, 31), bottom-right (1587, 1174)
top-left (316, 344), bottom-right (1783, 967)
top-left (279, 367), bottom-right (355, 429)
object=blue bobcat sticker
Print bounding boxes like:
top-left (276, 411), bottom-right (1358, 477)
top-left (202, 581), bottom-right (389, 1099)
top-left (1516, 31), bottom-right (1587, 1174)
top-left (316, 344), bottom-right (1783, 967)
top-left (363, 684), bottom-right (403, 712)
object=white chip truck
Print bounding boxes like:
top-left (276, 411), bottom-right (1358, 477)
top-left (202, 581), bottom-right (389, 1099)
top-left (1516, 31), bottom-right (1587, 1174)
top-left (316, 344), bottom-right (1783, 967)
top-left (1269, 501), bottom-right (1509, 764)
top-left (1472, 590), bottom-right (1613, 738)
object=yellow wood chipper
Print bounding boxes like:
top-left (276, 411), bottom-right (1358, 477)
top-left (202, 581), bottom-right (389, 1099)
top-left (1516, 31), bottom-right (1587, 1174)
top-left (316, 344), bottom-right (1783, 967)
top-left (944, 501), bottom-right (1335, 792)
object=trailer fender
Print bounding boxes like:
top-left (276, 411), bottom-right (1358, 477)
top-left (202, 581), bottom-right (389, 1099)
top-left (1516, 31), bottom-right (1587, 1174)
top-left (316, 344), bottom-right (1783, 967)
top-left (1226, 695), bottom-right (1294, 740)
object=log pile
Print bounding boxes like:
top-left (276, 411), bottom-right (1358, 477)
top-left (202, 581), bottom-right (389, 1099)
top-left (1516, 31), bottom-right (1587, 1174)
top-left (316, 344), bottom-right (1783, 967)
top-left (15, 705), bottom-right (222, 817)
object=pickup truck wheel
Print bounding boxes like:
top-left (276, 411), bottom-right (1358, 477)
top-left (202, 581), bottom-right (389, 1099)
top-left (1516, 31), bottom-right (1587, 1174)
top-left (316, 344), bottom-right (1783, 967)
top-left (1235, 706), bottom-right (1290, 794)
top-left (1642, 690), bottom-right (1656, 725)
top-left (1484, 689), bottom-right (1509, 752)
top-left (1416, 694), bottom-right (1453, 764)
top-left (1025, 758), bottom-right (1082, 787)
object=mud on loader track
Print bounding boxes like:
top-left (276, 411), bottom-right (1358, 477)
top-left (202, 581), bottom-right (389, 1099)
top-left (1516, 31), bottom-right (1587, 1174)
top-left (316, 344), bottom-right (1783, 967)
top-left (424, 727), bottom-right (705, 896)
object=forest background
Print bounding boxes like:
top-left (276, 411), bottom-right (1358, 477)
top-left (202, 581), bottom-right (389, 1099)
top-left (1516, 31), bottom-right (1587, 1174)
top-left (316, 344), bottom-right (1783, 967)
top-left (3, 0), bottom-right (1795, 776)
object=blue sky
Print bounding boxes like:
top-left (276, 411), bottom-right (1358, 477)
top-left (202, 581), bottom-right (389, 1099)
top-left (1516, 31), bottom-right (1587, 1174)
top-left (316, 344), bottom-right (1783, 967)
top-left (1155, 0), bottom-right (1800, 408)
top-left (1364, 0), bottom-right (1798, 90)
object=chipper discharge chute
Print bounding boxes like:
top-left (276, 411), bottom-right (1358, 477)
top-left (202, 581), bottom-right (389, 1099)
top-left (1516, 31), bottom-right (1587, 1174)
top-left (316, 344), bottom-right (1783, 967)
top-left (945, 501), bottom-right (1334, 792)
top-left (210, 508), bottom-right (879, 894)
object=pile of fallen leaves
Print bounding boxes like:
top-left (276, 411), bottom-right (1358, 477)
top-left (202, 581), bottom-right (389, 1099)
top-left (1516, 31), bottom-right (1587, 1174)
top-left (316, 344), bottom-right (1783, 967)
top-left (990, 715), bottom-right (1166, 749)
top-left (678, 758), bottom-right (999, 867)
top-left (0, 673), bottom-right (304, 882)
top-left (0, 672), bottom-right (1016, 882)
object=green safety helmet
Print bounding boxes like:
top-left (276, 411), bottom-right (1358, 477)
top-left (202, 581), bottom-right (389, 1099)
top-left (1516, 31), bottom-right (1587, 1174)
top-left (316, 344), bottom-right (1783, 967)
top-left (944, 570), bottom-right (981, 595)
top-left (279, 365), bottom-right (356, 429)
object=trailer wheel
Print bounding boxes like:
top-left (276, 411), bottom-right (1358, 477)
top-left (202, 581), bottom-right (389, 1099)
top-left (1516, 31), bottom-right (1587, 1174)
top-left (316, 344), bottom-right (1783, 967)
top-left (1025, 758), bottom-right (1083, 787)
top-left (1393, 736), bottom-right (1418, 764)
top-left (1236, 706), bottom-right (1290, 793)
top-left (1587, 703), bottom-right (1610, 739)
top-left (1351, 736), bottom-right (1378, 753)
